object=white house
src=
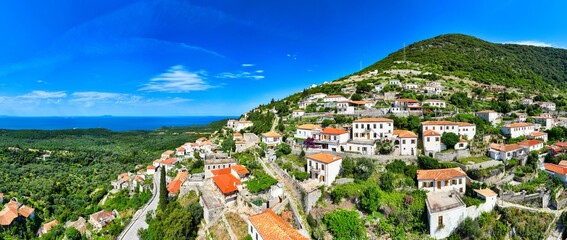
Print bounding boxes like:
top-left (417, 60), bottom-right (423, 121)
top-left (298, 100), bottom-right (312, 109)
top-left (404, 83), bottom-right (420, 90)
top-left (146, 165), bottom-right (157, 175)
top-left (336, 101), bottom-right (355, 114)
top-left (292, 110), bottom-right (305, 118)
top-left (544, 163), bottom-right (567, 183)
top-left (528, 131), bottom-right (548, 142)
top-left (475, 110), bottom-right (501, 124)
top-left (389, 79), bottom-right (402, 86)
top-left (89, 210), bottom-right (115, 230)
top-left (417, 167), bottom-right (467, 193)
top-left (501, 123), bottom-right (535, 138)
top-left (235, 120), bottom-right (254, 131)
top-left (457, 122), bottom-right (476, 140)
top-left (375, 84), bottom-right (385, 92)
top-left (294, 124), bottom-right (321, 139)
top-left (248, 209), bottom-right (308, 240)
top-left (532, 116), bottom-right (554, 130)
top-left (423, 130), bottom-right (443, 154)
top-left (517, 139), bottom-right (544, 152)
top-left (423, 99), bottom-right (446, 108)
top-left (426, 191), bottom-right (466, 239)
top-left (307, 153), bottom-right (342, 186)
top-left (261, 131), bottom-right (283, 147)
top-left (392, 130), bottom-right (417, 156)
top-left (323, 95), bottom-right (347, 103)
top-left (312, 128), bottom-right (349, 152)
top-left (520, 98), bottom-right (533, 105)
top-left (390, 98), bottom-right (421, 113)
top-left (488, 143), bottom-right (528, 161)
top-left (176, 147), bottom-right (185, 156)
top-left (308, 93), bottom-right (327, 101)
top-left (352, 118), bottom-right (394, 140)
top-left (535, 101), bottom-right (556, 111)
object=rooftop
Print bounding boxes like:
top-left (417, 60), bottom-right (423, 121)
top-left (321, 127), bottom-right (348, 135)
top-left (307, 152), bottom-right (342, 164)
top-left (212, 174), bottom-right (241, 194)
top-left (393, 129), bottom-right (417, 138)
top-left (490, 143), bottom-right (525, 152)
top-left (248, 209), bottom-right (309, 240)
top-left (426, 191), bottom-right (466, 213)
top-left (353, 117), bottom-right (393, 123)
top-left (545, 163), bottom-right (567, 175)
top-left (421, 121), bottom-right (458, 126)
top-left (517, 139), bottom-right (543, 147)
top-left (262, 131), bottom-right (282, 137)
top-left (417, 167), bottom-right (467, 181)
top-left (423, 130), bottom-right (441, 136)
top-left (504, 122), bottom-right (534, 128)
top-left (296, 124), bottom-right (321, 130)
top-left (474, 188), bottom-right (497, 198)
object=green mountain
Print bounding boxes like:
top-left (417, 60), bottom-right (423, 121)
top-left (361, 34), bottom-right (567, 90)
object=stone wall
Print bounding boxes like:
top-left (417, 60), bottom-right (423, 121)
top-left (435, 150), bottom-right (471, 162)
top-left (268, 161), bottom-right (321, 214)
top-left (457, 159), bottom-right (503, 171)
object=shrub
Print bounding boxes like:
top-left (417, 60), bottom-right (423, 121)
top-left (323, 209), bottom-right (366, 239)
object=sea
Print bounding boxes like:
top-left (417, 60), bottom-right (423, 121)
top-left (0, 116), bottom-right (236, 131)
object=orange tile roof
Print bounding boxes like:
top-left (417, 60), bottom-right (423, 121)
top-left (555, 142), bottom-right (567, 148)
top-left (173, 171), bottom-right (189, 182)
top-left (457, 122), bottom-right (475, 127)
top-left (423, 130), bottom-right (441, 136)
top-left (307, 153), bottom-right (342, 164)
top-left (176, 147), bottom-right (185, 151)
top-left (262, 131), bottom-right (282, 137)
top-left (325, 95), bottom-right (345, 98)
top-left (474, 189), bottom-right (497, 197)
top-left (421, 121), bottom-right (458, 125)
top-left (321, 128), bottom-right (348, 135)
top-left (477, 110), bottom-right (496, 113)
top-left (167, 180), bottom-right (183, 194)
top-left (211, 168), bottom-right (232, 176)
top-left (504, 122), bottom-right (534, 128)
top-left (249, 209), bottom-right (309, 240)
top-left (212, 174), bottom-right (241, 194)
top-left (417, 167), bottom-right (466, 181)
top-left (17, 205), bottom-right (34, 218)
top-left (393, 130), bottom-right (417, 138)
top-left (162, 150), bottom-right (174, 156)
top-left (0, 207), bottom-right (17, 226)
top-left (147, 165), bottom-right (156, 170)
top-left (530, 131), bottom-right (548, 137)
top-left (297, 124), bottom-right (321, 130)
top-left (233, 133), bottom-right (243, 137)
top-left (490, 143), bottom-right (525, 152)
top-left (353, 117), bottom-right (393, 123)
top-left (517, 140), bottom-right (543, 147)
top-left (545, 163), bottom-right (567, 175)
top-left (559, 160), bottom-right (567, 167)
top-left (43, 219), bottom-right (59, 232)
top-left (230, 165), bottom-right (249, 175)
top-left (162, 158), bottom-right (176, 165)
top-left (459, 138), bottom-right (468, 143)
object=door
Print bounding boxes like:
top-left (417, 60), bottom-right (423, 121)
top-left (319, 175), bottom-right (325, 182)
top-left (437, 181), bottom-right (441, 189)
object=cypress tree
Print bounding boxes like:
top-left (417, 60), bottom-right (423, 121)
top-left (159, 166), bottom-right (167, 208)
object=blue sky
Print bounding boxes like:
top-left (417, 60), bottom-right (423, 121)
top-left (0, 0), bottom-right (566, 116)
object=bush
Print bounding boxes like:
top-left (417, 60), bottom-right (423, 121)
top-left (386, 160), bottom-right (406, 174)
top-left (459, 217), bottom-right (481, 238)
top-left (323, 209), bottom-right (366, 239)
top-left (379, 172), bottom-right (395, 192)
top-left (441, 132), bottom-right (460, 149)
top-left (246, 171), bottom-right (278, 193)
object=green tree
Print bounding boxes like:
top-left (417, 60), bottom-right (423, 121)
top-left (458, 217), bottom-right (481, 238)
top-left (221, 137), bottom-right (236, 152)
top-left (321, 119), bottom-right (334, 127)
top-left (441, 132), bottom-right (459, 149)
top-left (341, 158), bottom-right (354, 177)
top-left (379, 172), bottom-right (395, 192)
top-left (354, 158), bottom-right (375, 181)
top-left (159, 166), bottom-right (167, 209)
top-left (361, 185), bottom-right (381, 213)
top-left (64, 228), bottom-right (81, 240)
top-left (323, 209), bottom-right (366, 240)
top-left (492, 221), bottom-right (509, 240)
top-left (351, 93), bottom-right (363, 101)
top-left (275, 143), bottom-right (292, 157)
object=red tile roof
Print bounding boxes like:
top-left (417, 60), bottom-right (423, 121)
top-left (321, 128), bottom-right (348, 135)
top-left (490, 143), bottom-right (525, 152)
top-left (43, 219), bottom-right (59, 232)
top-left (212, 174), bottom-right (241, 194)
top-left (393, 130), bottom-right (417, 138)
top-left (249, 209), bottom-right (309, 240)
top-left (230, 165), bottom-right (249, 175)
top-left (504, 122), bottom-right (534, 128)
top-left (162, 158), bottom-right (176, 165)
top-left (417, 167), bottom-right (467, 181)
top-left (211, 168), bottom-right (232, 176)
top-left (423, 130), bottom-right (441, 136)
top-left (147, 165), bottom-right (156, 170)
top-left (353, 118), bottom-right (393, 123)
top-left (545, 163), bottom-right (567, 175)
top-left (517, 140), bottom-right (543, 147)
top-left (396, 98), bottom-right (419, 103)
top-left (530, 131), bottom-right (548, 137)
top-left (421, 121), bottom-right (458, 125)
top-left (307, 153), bottom-right (342, 164)
top-left (167, 180), bottom-right (182, 194)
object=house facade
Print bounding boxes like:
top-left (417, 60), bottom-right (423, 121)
top-left (417, 168), bottom-right (467, 193)
top-left (424, 99), bottom-right (446, 108)
top-left (475, 110), bottom-right (500, 124)
top-left (248, 209), bottom-right (308, 240)
top-left (488, 143), bottom-right (528, 161)
top-left (393, 130), bottom-right (418, 156)
top-left (294, 124), bottom-right (321, 139)
top-left (352, 118), bottom-right (394, 141)
top-left (312, 128), bottom-right (349, 152)
top-left (261, 131), bottom-right (283, 147)
top-left (306, 153), bottom-right (342, 186)
top-left (501, 123), bottom-right (535, 138)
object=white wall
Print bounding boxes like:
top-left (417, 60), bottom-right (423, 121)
top-left (399, 137), bottom-right (417, 156)
top-left (418, 176), bottom-right (466, 193)
top-left (248, 221), bottom-right (265, 240)
top-left (352, 121), bottom-right (393, 140)
top-left (458, 126), bottom-right (476, 140)
top-left (423, 136), bottom-right (441, 153)
top-left (429, 205), bottom-right (466, 239)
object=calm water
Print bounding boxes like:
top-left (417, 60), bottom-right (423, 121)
top-left (0, 116), bottom-right (235, 131)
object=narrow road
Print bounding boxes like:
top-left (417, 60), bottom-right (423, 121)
top-left (118, 169), bottom-right (161, 240)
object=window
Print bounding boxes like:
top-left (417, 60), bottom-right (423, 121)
top-left (435, 137), bottom-right (440, 142)
top-left (402, 139), bottom-right (406, 144)
top-left (427, 137), bottom-right (430, 142)
top-left (322, 165), bottom-right (325, 170)
top-left (438, 216), bottom-right (443, 226)
top-left (355, 124), bottom-right (358, 129)
top-left (422, 182), bottom-right (426, 187)
top-left (460, 188), bottom-right (463, 193)
top-left (452, 180), bottom-right (457, 185)
top-left (374, 133), bottom-right (377, 138)
top-left (458, 179), bottom-right (462, 184)
top-left (380, 124), bottom-right (383, 129)
top-left (250, 226), bottom-right (253, 233)
top-left (373, 124), bottom-right (376, 129)
top-left (411, 139), bottom-right (416, 144)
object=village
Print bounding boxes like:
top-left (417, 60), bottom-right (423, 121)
top-left (5, 63), bottom-right (567, 239)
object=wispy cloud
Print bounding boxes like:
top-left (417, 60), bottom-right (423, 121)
top-left (255, 70), bottom-right (264, 73)
top-left (71, 91), bottom-right (143, 107)
top-left (140, 65), bottom-right (215, 93)
top-left (216, 71), bottom-right (265, 80)
top-left (241, 63), bottom-right (255, 67)
top-left (20, 90), bottom-right (67, 99)
top-left (503, 41), bottom-right (554, 48)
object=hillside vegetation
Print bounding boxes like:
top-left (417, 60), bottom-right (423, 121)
top-left (361, 34), bottom-right (567, 90)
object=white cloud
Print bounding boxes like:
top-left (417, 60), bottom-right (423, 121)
top-left (255, 70), bottom-right (264, 73)
top-left (241, 63), bottom-right (255, 67)
top-left (20, 90), bottom-right (67, 99)
top-left (503, 41), bottom-right (553, 47)
top-left (216, 71), bottom-right (265, 80)
top-left (139, 65), bottom-right (215, 93)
